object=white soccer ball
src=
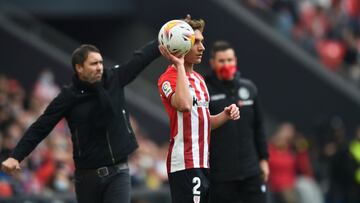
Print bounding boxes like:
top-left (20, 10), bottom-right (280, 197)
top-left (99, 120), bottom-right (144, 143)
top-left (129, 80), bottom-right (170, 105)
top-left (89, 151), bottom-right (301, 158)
top-left (158, 20), bottom-right (195, 55)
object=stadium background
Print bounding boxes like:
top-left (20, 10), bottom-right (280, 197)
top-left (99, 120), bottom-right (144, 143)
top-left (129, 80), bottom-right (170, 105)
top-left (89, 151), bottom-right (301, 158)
top-left (0, 0), bottom-right (359, 202)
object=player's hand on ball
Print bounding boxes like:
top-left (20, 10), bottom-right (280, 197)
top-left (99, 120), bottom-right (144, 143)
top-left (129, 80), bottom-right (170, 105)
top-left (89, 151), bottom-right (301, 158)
top-left (1, 158), bottom-right (21, 175)
top-left (159, 45), bottom-right (185, 67)
top-left (224, 104), bottom-right (240, 120)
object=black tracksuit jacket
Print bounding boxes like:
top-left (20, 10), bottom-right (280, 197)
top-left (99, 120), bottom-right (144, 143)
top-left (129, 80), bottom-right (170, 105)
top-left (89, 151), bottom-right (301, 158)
top-left (11, 40), bottom-right (160, 169)
top-left (205, 72), bottom-right (268, 181)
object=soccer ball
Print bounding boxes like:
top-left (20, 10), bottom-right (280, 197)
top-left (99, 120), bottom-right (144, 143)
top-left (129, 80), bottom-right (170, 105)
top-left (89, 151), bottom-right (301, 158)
top-left (158, 20), bottom-right (195, 55)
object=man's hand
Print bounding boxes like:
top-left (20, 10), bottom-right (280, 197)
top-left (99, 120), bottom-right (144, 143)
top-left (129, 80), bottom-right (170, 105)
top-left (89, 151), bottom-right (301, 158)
top-left (1, 158), bottom-right (21, 175)
top-left (259, 159), bottom-right (270, 182)
top-left (210, 104), bottom-right (240, 129)
top-left (159, 45), bottom-right (184, 67)
top-left (224, 104), bottom-right (240, 120)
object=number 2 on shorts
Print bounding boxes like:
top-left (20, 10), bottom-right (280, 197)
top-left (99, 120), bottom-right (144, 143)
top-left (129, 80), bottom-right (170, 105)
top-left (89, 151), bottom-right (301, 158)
top-left (192, 177), bottom-right (201, 195)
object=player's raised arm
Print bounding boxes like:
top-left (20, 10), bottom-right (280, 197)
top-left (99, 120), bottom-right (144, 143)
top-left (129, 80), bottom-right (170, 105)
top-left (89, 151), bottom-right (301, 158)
top-left (159, 45), bottom-right (192, 112)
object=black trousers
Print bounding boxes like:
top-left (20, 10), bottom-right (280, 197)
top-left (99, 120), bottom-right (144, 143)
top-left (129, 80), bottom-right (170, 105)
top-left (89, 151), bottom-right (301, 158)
top-left (74, 162), bottom-right (130, 203)
top-left (209, 174), bottom-right (267, 203)
top-left (168, 168), bottom-right (210, 203)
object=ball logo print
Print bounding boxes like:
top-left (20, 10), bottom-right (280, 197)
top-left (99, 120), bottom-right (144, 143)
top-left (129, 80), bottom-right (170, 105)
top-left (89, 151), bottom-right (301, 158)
top-left (163, 20), bottom-right (182, 39)
top-left (158, 20), bottom-right (195, 55)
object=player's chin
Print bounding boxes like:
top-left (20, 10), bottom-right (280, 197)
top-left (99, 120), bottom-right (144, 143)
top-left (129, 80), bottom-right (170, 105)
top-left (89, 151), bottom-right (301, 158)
top-left (194, 58), bottom-right (202, 64)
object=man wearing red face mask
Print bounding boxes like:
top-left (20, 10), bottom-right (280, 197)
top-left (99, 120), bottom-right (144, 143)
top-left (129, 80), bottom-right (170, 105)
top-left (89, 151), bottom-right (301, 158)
top-left (206, 40), bottom-right (269, 203)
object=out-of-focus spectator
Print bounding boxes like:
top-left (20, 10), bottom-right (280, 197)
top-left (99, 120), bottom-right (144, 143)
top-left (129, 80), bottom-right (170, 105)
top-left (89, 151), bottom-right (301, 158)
top-left (293, 133), bottom-right (313, 177)
top-left (33, 70), bottom-right (60, 104)
top-left (319, 116), bottom-right (355, 203)
top-left (293, 133), bottom-right (323, 203)
top-left (0, 175), bottom-right (12, 197)
top-left (348, 63), bottom-right (360, 85)
top-left (48, 163), bottom-right (74, 194)
top-left (268, 122), bottom-right (317, 203)
top-left (268, 122), bottom-right (298, 203)
top-left (295, 175), bottom-right (324, 203)
top-left (316, 40), bottom-right (345, 71)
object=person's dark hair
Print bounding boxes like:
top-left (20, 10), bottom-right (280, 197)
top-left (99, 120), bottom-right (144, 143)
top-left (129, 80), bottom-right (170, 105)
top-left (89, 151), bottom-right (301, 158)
top-left (210, 40), bottom-right (234, 58)
top-left (183, 14), bottom-right (205, 33)
top-left (71, 44), bottom-right (100, 73)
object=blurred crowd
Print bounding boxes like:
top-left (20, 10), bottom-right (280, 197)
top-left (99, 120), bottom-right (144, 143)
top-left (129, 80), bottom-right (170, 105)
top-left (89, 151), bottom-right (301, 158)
top-left (267, 121), bottom-right (360, 203)
top-left (1, 70), bottom-right (360, 203)
top-left (0, 71), bottom-right (168, 200)
top-left (243, 0), bottom-right (360, 87)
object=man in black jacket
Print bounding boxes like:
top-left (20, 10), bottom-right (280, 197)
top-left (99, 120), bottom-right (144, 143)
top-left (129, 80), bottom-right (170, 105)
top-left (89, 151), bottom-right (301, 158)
top-left (206, 41), bottom-right (269, 203)
top-left (1, 40), bottom-right (160, 203)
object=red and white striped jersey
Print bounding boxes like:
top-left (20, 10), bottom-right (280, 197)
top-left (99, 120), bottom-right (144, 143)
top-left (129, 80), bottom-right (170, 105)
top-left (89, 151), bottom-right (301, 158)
top-left (158, 65), bottom-right (211, 173)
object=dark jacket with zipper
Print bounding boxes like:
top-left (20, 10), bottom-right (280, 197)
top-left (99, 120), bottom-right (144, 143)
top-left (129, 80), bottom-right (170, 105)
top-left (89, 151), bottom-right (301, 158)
top-left (205, 72), bottom-right (268, 181)
top-left (11, 40), bottom-right (160, 169)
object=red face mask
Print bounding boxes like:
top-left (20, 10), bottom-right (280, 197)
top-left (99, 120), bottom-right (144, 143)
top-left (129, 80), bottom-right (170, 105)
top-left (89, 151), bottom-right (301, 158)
top-left (215, 65), bottom-right (237, 80)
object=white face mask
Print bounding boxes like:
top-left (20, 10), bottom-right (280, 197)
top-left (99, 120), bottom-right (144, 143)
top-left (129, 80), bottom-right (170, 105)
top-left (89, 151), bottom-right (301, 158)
top-left (54, 180), bottom-right (70, 192)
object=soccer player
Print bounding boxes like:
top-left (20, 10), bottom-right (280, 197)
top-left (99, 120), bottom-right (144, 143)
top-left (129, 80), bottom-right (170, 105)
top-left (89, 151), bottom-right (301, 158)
top-left (158, 17), bottom-right (240, 203)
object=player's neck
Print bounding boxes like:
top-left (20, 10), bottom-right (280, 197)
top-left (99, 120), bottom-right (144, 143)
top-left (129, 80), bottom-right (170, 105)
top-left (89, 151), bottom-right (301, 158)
top-left (184, 62), bottom-right (194, 74)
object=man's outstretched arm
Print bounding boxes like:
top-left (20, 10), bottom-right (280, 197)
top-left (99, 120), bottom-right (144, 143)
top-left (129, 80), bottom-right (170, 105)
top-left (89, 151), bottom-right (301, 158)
top-left (116, 40), bottom-right (161, 86)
